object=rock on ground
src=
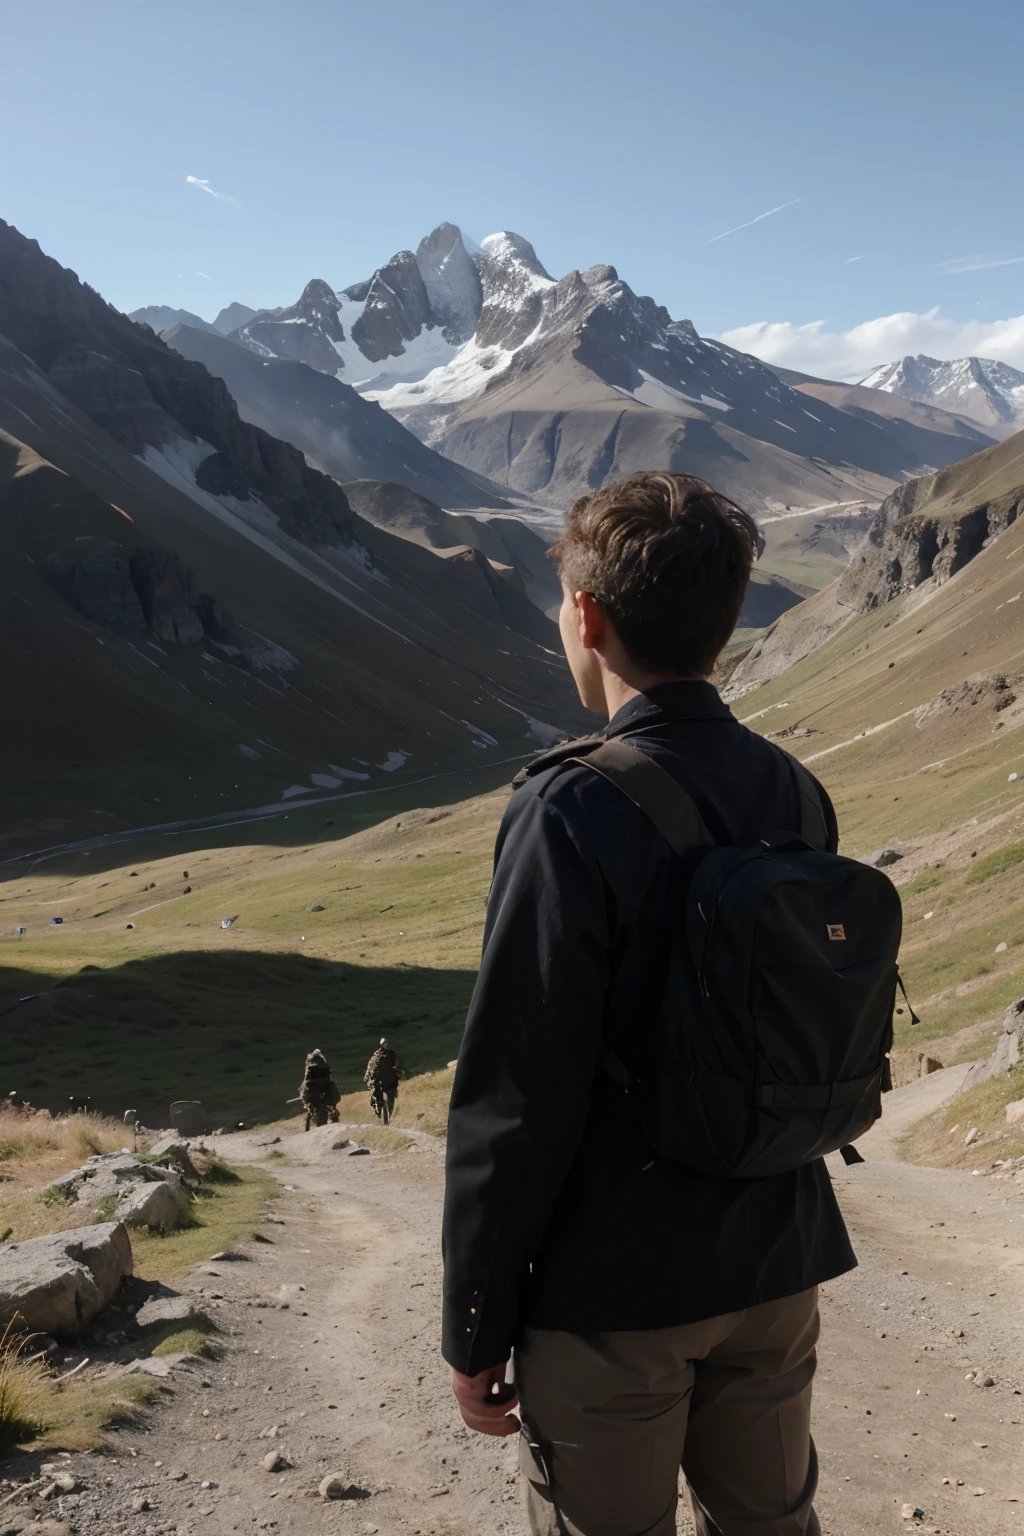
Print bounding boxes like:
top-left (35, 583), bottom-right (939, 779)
top-left (961, 997), bottom-right (1024, 1089)
top-left (118, 1171), bottom-right (189, 1229)
top-left (0, 1221), bottom-right (131, 1336)
top-left (135, 1293), bottom-right (211, 1332)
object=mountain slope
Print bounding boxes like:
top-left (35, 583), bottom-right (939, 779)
top-left (218, 223), bottom-right (994, 515)
top-left (161, 322), bottom-right (517, 511)
top-left (722, 426), bottom-right (1024, 1090)
top-left (0, 221), bottom-right (586, 857)
top-left (858, 355), bottom-right (1024, 440)
top-left (729, 428), bottom-right (1024, 696)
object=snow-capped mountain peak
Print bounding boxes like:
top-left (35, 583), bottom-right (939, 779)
top-left (859, 354), bottom-right (1024, 437)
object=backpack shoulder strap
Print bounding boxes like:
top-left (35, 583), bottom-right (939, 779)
top-left (569, 739), bottom-right (714, 855)
top-left (511, 734), bottom-right (608, 787)
top-left (782, 751), bottom-right (832, 851)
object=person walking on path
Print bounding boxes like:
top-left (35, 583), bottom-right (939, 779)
top-left (441, 472), bottom-right (868, 1536)
top-left (365, 1037), bottom-right (401, 1123)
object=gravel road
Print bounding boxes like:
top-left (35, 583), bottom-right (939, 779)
top-left (24, 1078), bottom-right (1022, 1536)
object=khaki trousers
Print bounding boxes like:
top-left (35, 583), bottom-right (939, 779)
top-left (515, 1287), bottom-right (821, 1536)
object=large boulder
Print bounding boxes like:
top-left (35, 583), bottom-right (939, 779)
top-left (961, 997), bottom-right (1024, 1091)
top-left (118, 1172), bottom-right (189, 1230)
top-left (0, 1222), bottom-right (132, 1337)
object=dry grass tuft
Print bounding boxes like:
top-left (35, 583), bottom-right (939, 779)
top-left (0, 1106), bottom-right (128, 1172)
top-left (0, 1322), bottom-right (53, 1450)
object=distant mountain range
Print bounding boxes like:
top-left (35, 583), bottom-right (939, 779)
top-left (0, 219), bottom-right (588, 856)
top-left (140, 223), bottom-right (994, 514)
top-left (130, 301), bottom-right (258, 337)
top-left (857, 355), bottom-right (1024, 439)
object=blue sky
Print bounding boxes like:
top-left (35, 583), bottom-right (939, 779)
top-left (3, 0), bottom-right (1022, 376)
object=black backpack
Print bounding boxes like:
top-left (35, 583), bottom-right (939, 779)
top-left (535, 735), bottom-right (908, 1179)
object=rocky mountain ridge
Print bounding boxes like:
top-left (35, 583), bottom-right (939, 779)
top-left (858, 354), bottom-right (1024, 440)
top-left (204, 222), bottom-right (994, 514)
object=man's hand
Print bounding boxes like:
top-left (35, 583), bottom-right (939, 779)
top-left (451, 1362), bottom-right (519, 1436)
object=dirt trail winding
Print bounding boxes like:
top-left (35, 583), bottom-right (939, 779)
top-left (74, 1083), bottom-right (1022, 1536)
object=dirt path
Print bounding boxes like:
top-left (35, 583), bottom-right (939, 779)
top-left (43, 1090), bottom-right (1024, 1536)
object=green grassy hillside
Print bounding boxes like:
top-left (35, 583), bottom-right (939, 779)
top-left (0, 787), bottom-right (505, 1126)
top-left (730, 446), bottom-right (1024, 1104)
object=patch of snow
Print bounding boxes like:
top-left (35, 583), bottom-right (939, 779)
top-left (331, 296), bottom-right (461, 391)
top-left (281, 785), bottom-right (315, 800)
top-left (328, 764), bottom-right (371, 781)
top-left (377, 750), bottom-right (411, 773)
top-left (238, 744), bottom-right (263, 760)
top-left (367, 336), bottom-right (517, 412)
top-left (311, 773), bottom-right (343, 789)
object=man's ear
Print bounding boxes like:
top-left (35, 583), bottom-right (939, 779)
top-left (575, 591), bottom-right (606, 650)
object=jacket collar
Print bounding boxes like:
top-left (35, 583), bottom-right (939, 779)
top-left (605, 680), bottom-right (734, 738)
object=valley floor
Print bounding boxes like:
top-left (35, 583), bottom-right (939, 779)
top-left (19, 1079), bottom-right (1021, 1536)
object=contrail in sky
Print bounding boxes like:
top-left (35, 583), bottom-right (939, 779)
top-left (709, 199), bottom-right (801, 243)
top-left (186, 175), bottom-right (232, 202)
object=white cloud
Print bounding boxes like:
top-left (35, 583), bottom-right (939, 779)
top-left (186, 174), bottom-right (232, 202)
top-left (931, 253), bottom-right (1024, 275)
top-left (196, 270), bottom-right (212, 280)
top-left (719, 307), bottom-right (1024, 379)
top-left (708, 199), bottom-right (801, 244)
top-left (844, 255), bottom-right (864, 264)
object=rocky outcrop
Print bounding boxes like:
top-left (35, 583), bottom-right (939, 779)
top-left (0, 219), bottom-right (355, 550)
top-left (351, 250), bottom-right (433, 363)
top-left (0, 1221), bottom-right (132, 1337)
top-left (839, 478), bottom-right (1022, 613)
top-left (47, 537), bottom-right (147, 632)
top-left (49, 538), bottom-right (211, 645)
top-left (961, 998), bottom-right (1024, 1092)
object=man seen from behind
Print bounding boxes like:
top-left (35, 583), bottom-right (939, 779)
top-left (441, 472), bottom-right (857, 1535)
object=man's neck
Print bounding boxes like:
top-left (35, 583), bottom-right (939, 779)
top-left (600, 671), bottom-right (707, 722)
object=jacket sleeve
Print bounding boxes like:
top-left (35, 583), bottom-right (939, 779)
top-left (441, 782), bottom-right (610, 1374)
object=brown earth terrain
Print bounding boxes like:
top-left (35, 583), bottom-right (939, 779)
top-left (6, 1077), bottom-right (1020, 1536)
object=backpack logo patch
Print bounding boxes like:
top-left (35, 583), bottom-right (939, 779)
top-left (827, 923), bottom-right (847, 941)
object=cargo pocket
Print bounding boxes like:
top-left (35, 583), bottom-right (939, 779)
top-left (519, 1418), bottom-right (568, 1536)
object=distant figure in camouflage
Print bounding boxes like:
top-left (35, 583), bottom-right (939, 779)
top-left (299, 1048), bottom-right (341, 1131)
top-left (364, 1037), bottom-right (401, 1125)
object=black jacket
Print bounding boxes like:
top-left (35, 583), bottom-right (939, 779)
top-left (441, 682), bottom-right (856, 1375)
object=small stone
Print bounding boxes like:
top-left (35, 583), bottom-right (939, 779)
top-left (319, 1473), bottom-right (349, 1500)
top-left (964, 1128), bottom-right (979, 1145)
top-left (349, 1146), bottom-right (371, 1156)
top-left (214, 1431), bottom-right (226, 1440)
top-left (973, 1488), bottom-right (986, 1496)
top-left (996, 942), bottom-right (1008, 954)
top-left (901, 1507), bottom-right (924, 1521)
top-left (979, 1375), bottom-right (995, 1387)
top-left (263, 1449), bottom-right (290, 1473)
top-left (53, 1473), bottom-right (78, 1492)
top-left (132, 1496), bottom-right (151, 1513)
top-left (168, 1469), bottom-right (187, 1480)
top-left (1009, 773), bottom-right (1018, 782)
top-left (200, 1479), bottom-right (218, 1489)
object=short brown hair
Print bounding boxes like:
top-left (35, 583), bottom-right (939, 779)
top-left (551, 471), bottom-right (760, 676)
